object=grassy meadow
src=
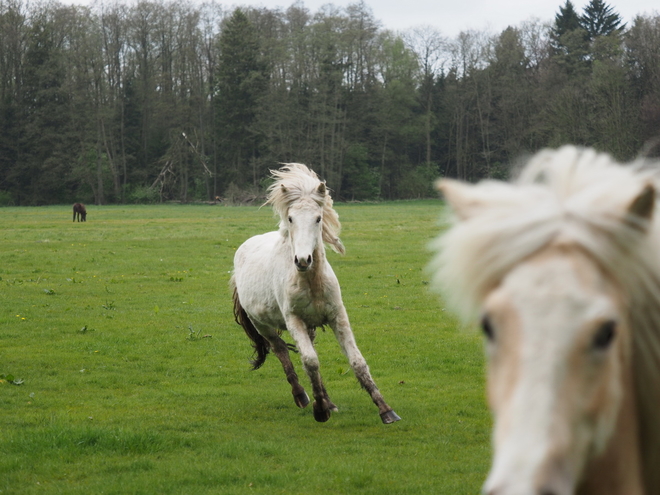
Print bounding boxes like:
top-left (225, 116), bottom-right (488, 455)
top-left (0, 201), bottom-right (490, 494)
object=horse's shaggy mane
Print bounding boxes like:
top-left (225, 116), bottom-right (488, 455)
top-left (430, 145), bottom-right (660, 491)
top-left (265, 163), bottom-right (345, 254)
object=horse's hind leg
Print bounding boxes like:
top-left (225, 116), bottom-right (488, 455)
top-left (268, 335), bottom-right (309, 409)
top-left (330, 309), bottom-right (401, 424)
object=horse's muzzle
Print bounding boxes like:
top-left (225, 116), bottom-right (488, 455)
top-left (295, 255), bottom-right (313, 272)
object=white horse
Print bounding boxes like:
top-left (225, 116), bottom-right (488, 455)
top-left (430, 146), bottom-right (660, 494)
top-left (231, 163), bottom-right (400, 424)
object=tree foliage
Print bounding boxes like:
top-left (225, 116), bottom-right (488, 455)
top-left (215, 9), bottom-right (268, 188)
top-left (0, 0), bottom-right (658, 205)
top-left (580, 0), bottom-right (625, 40)
top-left (551, 0), bottom-right (582, 47)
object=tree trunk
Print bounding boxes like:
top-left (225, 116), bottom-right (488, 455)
top-left (96, 125), bottom-right (105, 205)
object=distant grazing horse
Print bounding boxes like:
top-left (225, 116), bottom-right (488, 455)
top-left (73, 203), bottom-right (87, 222)
top-left (430, 146), bottom-right (660, 494)
top-left (231, 163), bottom-right (400, 424)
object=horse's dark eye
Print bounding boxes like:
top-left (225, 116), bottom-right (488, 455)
top-left (316, 216), bottom-right (321, 223)
top-left (288, 216), bottom-right (292, 223)
top-left (481, 315), bottom-right (495, 342)
top-left (593, 320), bottom-right (616, 350)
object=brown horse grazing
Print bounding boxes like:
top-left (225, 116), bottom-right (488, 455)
top-left (73, 203), bottom-right (87, 222)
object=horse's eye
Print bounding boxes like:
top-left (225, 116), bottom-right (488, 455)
top-left (592, 320), bottom-right (616, 350)
top-left (316, 216), bottom-right (321, 224)
top-left (481, 315), bottom-right (495, 342)
top-left (288, 216), bottom-right (292, 223)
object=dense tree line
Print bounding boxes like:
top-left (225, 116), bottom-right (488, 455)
top-left (0, 0), bottom-right (659, 204)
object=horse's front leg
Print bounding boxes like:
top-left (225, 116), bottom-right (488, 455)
top-left (306, 325), bottom-right (337, 412)
top-left (269, 335), bottom-right (310, 409)
top-left (330, 308), bottom-right (401, 424)
top-left (286, 315), bottom-right (334, 422)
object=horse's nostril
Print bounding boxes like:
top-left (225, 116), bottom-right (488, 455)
top-left (294, 255), bottom-right (299, 264)
top-left (307, 255), bottom-right (312, 264)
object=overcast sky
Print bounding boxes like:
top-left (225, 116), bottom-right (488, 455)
top-left (233, 0), bottom-right (659, 38)
top-left (64, 0), bottom-right (660, 38)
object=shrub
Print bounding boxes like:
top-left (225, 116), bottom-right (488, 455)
top-left (0, 190), bottom-right (15, 206)
top-left (127, 185), bottom-right (160, 204)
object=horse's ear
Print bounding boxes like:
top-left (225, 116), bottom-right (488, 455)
top-left (281, 184), bottom-right (287, 193)
top-left (435, 178), bottom-right (487, 221)
top-left (627, 183), bottom-right (655, 224)
top-left (317, 182), bottom-right (326, 195)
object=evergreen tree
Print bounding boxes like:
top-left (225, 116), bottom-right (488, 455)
top-left (551, 0), bottom-right (582, 49)
top-left (580, 0), bottom-right (625, 40)
top-left (17, 17), bottom-right (73, 204)
top-left (550, 0), bottom-right (590, 74)
top-left (214, 8), bottom-right (269, 188)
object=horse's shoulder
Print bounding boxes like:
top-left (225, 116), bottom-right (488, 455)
top-left (243, 230), bottom-right (279, 244)
top-left (236, 231), bottom-right (281, 256)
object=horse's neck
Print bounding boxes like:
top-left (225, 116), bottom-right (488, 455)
top-left (299, 245), bottom-right (327, 293)
top-left (578, 359), bottom-right (644, 495)
top-left (309, 244), bottom-right (326, 275)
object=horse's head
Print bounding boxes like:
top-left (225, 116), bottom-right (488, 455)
top-left (266, 164), bottom-right (345, 272)
top-left (285, 187), bottom-right (325, 272)
top-left (479, 244), bottom-right (631, 495)
top-left (432, 147), bottom-right (658, 495)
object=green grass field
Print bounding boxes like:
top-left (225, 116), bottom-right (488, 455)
top-left (0, 201), bottom-right (490, 494)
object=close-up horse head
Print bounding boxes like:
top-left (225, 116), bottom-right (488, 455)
top-left (430, 146), bottom-right (660, 495)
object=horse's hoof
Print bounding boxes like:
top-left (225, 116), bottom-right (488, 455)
top-left (326, 398), bottom-right (339, 412)
top-left (294, 391), bottom-right (310, 408)
top-left (312, 401), bottom-right (331, 422)
top-left (380, 410), bottom-right (401, 424)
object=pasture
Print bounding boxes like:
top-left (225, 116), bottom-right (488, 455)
top-left (0, 202), bottom-right (490, 494)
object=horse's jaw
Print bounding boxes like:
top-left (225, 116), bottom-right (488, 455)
top-left (293, 254), bottom-right (323, 275)
top-left (483, 434), bottom-right (576, 495)
top-left (292, 251), bottom-right (315, 272)
top-left (290, 240), bottom-right (325, 274)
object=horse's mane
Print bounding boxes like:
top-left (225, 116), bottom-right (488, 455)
top-left (265, 163), bottom-right (345, 254)
top-left (430, 145), bottom-right (660, 490)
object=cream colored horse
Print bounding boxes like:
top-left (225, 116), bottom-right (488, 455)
top-left (231, 163), bottom-right (400, 424)
top-left (430, 146), bottom-right (660, 495)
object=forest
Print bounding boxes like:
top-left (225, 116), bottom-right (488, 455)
top-left (0, 0), bottom-right (659, 204)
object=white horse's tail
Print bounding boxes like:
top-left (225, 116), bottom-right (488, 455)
top-left (231, 277), bottom-right (270, 370)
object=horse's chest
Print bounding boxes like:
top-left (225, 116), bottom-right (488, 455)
top-left (288, 281), bottom-right (330, 325)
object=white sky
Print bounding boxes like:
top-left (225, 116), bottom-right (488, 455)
top-left (64, 0), bottom-right (660, 38)
top-left (239, 0), bottom-right (659, 38)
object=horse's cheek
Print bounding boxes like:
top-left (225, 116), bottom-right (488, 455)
top-left (486, 357), bottom-right (517, 418)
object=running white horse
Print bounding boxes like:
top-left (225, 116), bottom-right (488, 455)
top-left (231, 163), bottom-right (400, 424)
top-left (430, 146), bottom-right (660, 494)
